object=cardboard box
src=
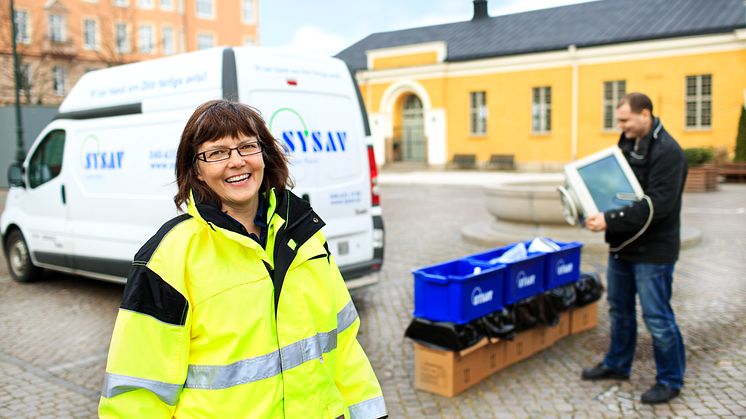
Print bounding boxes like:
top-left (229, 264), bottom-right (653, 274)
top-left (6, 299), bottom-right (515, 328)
top-left (483, 338), bottom-right (507, 376)
top-left (414, 339), bottom-right (490, 397)
top-left (570, 301), bottom-right (599, 334)
top-left (532, 325), bottom-right (557, 351)
top-left (504, 330), bottom-right (536, 366)
top-left (556, 311), bottom-right (571, 339)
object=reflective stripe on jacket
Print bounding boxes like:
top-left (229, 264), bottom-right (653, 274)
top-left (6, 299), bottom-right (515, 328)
top-left (99, 189), bottom-right (386, 418)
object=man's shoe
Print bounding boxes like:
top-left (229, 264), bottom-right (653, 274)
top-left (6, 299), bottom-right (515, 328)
top-left (641, 383), bottom-right (680, 404)
top-left (580, 362), bottom-right (630, 381)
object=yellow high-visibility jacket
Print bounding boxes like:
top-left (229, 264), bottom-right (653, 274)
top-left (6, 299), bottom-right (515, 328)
top-left (99, 189), bottom-right (386, 418)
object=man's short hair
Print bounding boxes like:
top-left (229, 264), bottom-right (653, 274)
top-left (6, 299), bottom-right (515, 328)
top-left (618, 92), bottom-right (653, 114)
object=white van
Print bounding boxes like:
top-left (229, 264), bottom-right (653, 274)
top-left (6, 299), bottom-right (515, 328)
top-left (1, 47), bottom-right (384, 289)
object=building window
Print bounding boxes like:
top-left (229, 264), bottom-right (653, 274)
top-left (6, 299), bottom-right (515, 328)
top-left (603, 80), bottom-right (626, 130)
top-left (161, 26), bottom-right (174, 55)
top-left (138, 25), bottom-right (155, 53)
top-left (469, 91), bottom-right (487, 135)
top-left (52, 67), bottom-right (66, 96)
top-left (19, 63), bottom-right (32, 95)
top-left (115, 23), bottom-right (130, 53)
top-left (83, 19), bottom-right (98, 50)
top-left (242, 0), bottom-right (255, 23)
top-left (532, 86), bottom-right (551, 133)
top-left (48, 14), bottom-right (65, 42)
top-left (686, 74), bottom-right (712, 129)
top-left (160, 0), bottom-right (173, 10)
top-left (197, 33), bottom-right (214, 50)
top-left (137, 0), bottom-right (154, 8)
top-left (14, 10), bottom-right (31, 44)
top-left (196, 0), bottom-right (213, 18)
top-left (113, 0), bottom-right (128, 6)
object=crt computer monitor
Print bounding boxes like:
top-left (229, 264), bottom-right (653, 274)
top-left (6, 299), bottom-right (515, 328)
top-left (563, 146), bottom-right (643, 218)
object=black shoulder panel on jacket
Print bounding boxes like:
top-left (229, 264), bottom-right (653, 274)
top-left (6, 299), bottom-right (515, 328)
top-left (134, 213), bottom-right (192, 263)
top-left (121, 265), bottom-right (188, 326)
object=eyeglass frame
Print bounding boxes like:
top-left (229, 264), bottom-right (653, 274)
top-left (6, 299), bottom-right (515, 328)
top-left (194, 141), bottom-right (263, 163)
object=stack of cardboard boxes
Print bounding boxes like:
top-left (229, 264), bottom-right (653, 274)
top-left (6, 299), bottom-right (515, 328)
top-left (414, 302), bottom-right (599, 397)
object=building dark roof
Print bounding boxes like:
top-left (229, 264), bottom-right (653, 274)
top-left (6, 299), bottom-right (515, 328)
top-left (336, 0), bottom-right (746, 72)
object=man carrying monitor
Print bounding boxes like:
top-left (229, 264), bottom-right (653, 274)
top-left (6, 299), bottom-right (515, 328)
top-left (582, 92), bottom-right (688, 404)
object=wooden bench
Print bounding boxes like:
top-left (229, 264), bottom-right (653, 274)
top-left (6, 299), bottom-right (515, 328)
top-left (719, 162), bottom-right (746, 182)
top-left (487, 154), bottom-right (516, 171)
top-left (451, 153), bottom-right (477, 170)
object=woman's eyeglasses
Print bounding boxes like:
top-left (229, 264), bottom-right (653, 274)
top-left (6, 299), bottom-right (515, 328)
top-left (196, 142), bottom-right (262, 163)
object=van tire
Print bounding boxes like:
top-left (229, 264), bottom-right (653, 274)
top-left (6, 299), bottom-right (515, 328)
top-left (5, 229), bottom-right (41, 283)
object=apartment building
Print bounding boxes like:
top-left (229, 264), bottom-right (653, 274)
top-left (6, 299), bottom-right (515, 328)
top-left (0, 0), bottom-right (259, 105)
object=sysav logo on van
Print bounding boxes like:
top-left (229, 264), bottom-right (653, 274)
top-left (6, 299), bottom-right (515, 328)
top-left (268, 108), bottom-right (347, 154)
top-left (471, 286), bottom-right (494, 306)
top-left (556, 259), bottom-right (574, 276)
top-left (80, 135), bottom-right (124, 170)
top-left (516, 270), bottom-right (536, 288)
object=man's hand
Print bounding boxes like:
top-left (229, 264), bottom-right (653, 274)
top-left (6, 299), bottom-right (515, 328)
top-left (584, 213), bottom-right (607, 232)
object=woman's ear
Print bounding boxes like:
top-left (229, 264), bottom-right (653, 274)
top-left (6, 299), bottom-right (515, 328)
top-left (194, 166), bottom-right (204, 182)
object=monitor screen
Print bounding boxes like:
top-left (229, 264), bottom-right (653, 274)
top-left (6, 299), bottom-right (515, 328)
top-left (576, 155), bottom-right (637, 212)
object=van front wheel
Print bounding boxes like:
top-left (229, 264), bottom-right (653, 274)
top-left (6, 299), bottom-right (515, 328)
top-left (5, 229), bottom-right (41, 283)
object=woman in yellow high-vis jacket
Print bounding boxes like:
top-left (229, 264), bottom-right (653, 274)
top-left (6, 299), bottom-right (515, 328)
top-left (99, 100), bottom-right (386, 418)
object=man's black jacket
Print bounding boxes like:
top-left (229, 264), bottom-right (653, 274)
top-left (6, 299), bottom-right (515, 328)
top-left (603, 118), bottom-right (688, 264)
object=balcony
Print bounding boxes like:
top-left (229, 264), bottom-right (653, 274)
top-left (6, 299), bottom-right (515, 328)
top-left (41, 38), bottom-right (77, 58)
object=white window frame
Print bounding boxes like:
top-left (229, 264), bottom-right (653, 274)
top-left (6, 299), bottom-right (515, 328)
top-left (532, 86), bottom-right (551, 134)
top-left (160, 0), bottom-right (174, 11)
top-left (469, 91), bottom-right (487, 136)
top-left (48, 14), bottom-right (66, 42)
top-left (113, 0), bottom-right (129, 7)
top-left (242, 0), bottom-right (255, 24)
top-left (14, 9), bottom-right (31, 44)
top-left (115, 22), bottom-right (130, 53)
top-left (196, 32), bottom-right (214, 50)
top-left (161, 25), bottom-right (174, 55)
top-left (603, 80), bottom-right (626, 131)
top-left (685, 74), bottom-right (712, 129)
top-left (138, 24), bottom-right (155, 54)
top-left (137, 0), bottom-right (154, 9)
top-left (83, 18), bottom-right (99, 50)
top-left (52, 66), bottom-right (66, 96)
top-left (196, 0), bottom-right (214, 19)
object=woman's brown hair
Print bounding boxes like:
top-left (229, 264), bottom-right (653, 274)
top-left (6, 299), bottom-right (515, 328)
top-left (174, 99), bottom-right (292, 210)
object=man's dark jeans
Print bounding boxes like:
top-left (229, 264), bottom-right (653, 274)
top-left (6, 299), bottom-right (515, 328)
top-left (602, 256), bottom-right (686, 389)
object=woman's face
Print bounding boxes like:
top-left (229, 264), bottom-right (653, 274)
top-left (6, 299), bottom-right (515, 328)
top-left (195, 134), bottom-right (265, 212)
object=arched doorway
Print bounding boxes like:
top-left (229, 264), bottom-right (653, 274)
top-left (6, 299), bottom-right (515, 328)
top-left (400, 94), bottom-right (426, 162)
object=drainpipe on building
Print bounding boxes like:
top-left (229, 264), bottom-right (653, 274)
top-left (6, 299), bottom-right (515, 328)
top-left (569, 44), bottom-right (578, 161)
top-left (10, 0), bottom-right (26, 164)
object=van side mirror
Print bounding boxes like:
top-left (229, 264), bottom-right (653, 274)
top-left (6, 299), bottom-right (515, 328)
top-left (7, 163), bottom-right (25, 188)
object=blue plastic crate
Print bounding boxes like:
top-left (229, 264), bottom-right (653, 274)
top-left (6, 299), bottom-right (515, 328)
top-left (541, 240), bottom-right (582, 290)
top-left (413, 258), bottom-right (505, 324)
top-left (467, 244), bottom-right (545, 305)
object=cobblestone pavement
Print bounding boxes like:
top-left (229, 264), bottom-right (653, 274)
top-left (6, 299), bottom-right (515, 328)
top-left (1, 182), bottom-right (745, 417)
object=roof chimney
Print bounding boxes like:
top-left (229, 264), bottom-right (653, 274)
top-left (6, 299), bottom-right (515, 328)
top-left (473, 0), bottom-right (489, 20)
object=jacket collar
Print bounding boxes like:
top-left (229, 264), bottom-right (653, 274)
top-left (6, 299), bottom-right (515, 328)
top-left (618, 117), bottom-right (663, 161)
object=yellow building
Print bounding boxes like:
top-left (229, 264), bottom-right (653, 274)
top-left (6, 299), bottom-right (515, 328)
top-left (337, 0), bottom-right (746, 169)
top-left (1, 0), bottom-right (259, 105)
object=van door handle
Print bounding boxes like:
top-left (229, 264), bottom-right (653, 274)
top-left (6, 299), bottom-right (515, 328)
top-left (61, 184), bottom-right (66, 204)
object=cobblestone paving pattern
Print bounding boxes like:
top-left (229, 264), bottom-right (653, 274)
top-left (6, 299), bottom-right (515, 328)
top-left (0, 184), bottom-right (744, 417)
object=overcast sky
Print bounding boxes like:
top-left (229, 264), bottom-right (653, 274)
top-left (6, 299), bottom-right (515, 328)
top-left (259, 0), bottom-right (596, 56)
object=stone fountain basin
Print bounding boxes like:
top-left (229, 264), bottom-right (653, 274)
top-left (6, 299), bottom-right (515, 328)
top-left (484, 177), bottom-right (566, 225)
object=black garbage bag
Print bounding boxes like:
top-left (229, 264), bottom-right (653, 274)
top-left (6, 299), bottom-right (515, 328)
top-left (478, 308), bottom-right (516, 340)
top-left (510, 296), bottom-right (541, 332)
top-left (544, 283), bottom-right (577, 313)
top-left (575, 272), bottom-right (604, 307)
top-left (535, 294), bottom-right (560, 327)
top-left (404, 317), bottom-right (484, 351)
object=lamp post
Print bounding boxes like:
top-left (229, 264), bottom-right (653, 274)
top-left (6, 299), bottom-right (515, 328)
top-left (10, 0), bottom-right (26, 164)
